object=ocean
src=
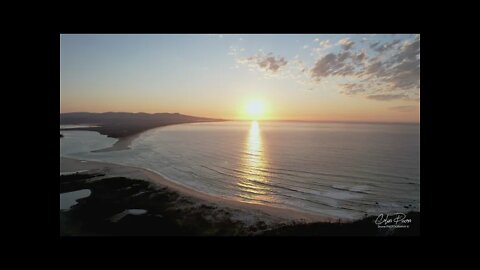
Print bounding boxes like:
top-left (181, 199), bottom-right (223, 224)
top-left (60, 121), bottom-right (420, 220)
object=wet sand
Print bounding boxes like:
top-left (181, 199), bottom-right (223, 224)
top-left (60, 157), bottom-right (337, 224)
top-left (92, 133), bottom-right (141, 152)
top-left (60, 125), bottom-right (420, 235)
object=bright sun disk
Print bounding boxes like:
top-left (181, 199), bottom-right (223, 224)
top-left (245, 100), bottom-right (265, 120)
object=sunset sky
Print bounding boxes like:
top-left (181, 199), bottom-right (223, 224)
top-left (60, 34), bottom-right (420, 123)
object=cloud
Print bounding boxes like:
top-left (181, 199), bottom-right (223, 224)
top-left (366, 94), bottom-right (409, 101)
top-left (338, 51), bottom-right (351, 62)
top-left (369, 41), bottom-right (380, 49)
top-left (259, 56), bottom-right (287, 72)
top-left (319, 40), bottom-right (332, 49)
top-left (354, 51), bottom-right (367, 63)
top-left (239, 52), bottom-right (288, 73)
top-left (395, 37), bottom-right (420, 62)
top-left (365, 61), bottom-right (386, 76)
top-left (315, 35), bottom-right (420, 101)
top-left (371, 40), bottom-right (401, 53)
top-left (229, 34), bottom-right (419, 102)
top-left (228, 45), bottom-right (242, 56)
top-left (311, 49), bottom-right (361, 79)
top-left (378, 36), bottom-right (420, 90)
top-left (311, 40), bottom-right (332, 56)
top-left (338, 38), bottom-right (355, 50)
top-left (340, 83), bottom-right (366, 95)
top-left (311, 53), bottom-right (342, 79)
top-left (389, 105), bottom-right (418, 112)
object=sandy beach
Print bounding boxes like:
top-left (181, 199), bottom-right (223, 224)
top-left (59, 33), bottom-right (421, 236)
top-left (60, 156), bottom-right (337, 224)
top-left (92, 133), bottom-right (141, 152)
top-left (60, 132), bottom-right (420, 236)
top-left (60, 118), bottom-right (419, 235)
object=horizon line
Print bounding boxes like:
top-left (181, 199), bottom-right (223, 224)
top-left (60, 111), bottom-right (419, 125)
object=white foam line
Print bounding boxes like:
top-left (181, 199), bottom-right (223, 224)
top-left (60, 170), bottom-right (89, 176)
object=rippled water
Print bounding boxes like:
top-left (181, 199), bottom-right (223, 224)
top-left (60, 121), bottom-right (420, 220)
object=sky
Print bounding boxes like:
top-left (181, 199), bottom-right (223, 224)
top-left (60, 34), bottom-right (420, 123)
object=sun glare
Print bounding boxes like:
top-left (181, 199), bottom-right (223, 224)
top-left (245, 100), bottom-right (266, 120)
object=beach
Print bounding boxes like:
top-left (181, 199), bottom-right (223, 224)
top-left (62, 121), bottom-right (419, 219)
top-left (92, 133), bottom-right (141, 152)
top-left (59, 34), bottom-right (421, 236)
top-left (60, 156), bottom-right (420, 236)
top-left (61, 156), bottom-right (334, 225)
top-left (60, 122), bottom-right (419, 236)
top-left (60, 120), bottom-right (420, 236)
top-left (60, 156), bottom-right (328, 236)
top-left (61, 124), bottom-right (344, 236)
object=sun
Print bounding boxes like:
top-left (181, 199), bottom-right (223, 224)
top-left (245, 99), bottom-right (266, 120)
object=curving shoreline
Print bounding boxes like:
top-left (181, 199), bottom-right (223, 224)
top-left (60, 126), bottom-right (419, 235)
top-left (62, 127), bottom-right (339, 224)
top-left (90, 122), bottom-right (219, 153)
top-left (60, 156), bottom-right (420, 236)
top-left (60, 156), bottom-right (339, 224)
top-left (92, 133), bottom-right (142, 152)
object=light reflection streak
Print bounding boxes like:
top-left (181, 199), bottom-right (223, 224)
top-left (237, 121), bottom-right (272, 203)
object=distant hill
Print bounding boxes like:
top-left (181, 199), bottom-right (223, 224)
top-left (60, 112), bottom-right (223, 138)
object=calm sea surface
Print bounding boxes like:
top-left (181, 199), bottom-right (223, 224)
top-left (60, 121), bottom-right (420, 220)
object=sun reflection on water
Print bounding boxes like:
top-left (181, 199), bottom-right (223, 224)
top-left (237, 121), bottom-right (272, 204)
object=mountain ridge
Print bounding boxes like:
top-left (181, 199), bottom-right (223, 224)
top-left (60, 112), bottom-right (224, 138)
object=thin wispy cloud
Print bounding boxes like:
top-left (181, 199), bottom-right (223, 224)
top-left (367, 94), bottom-right (410, 101)
top-left (370, 39), bottom-right (401, 53)
top-left (319, 40), bottom-right (332, 48)
top-left (389, 105), bottom-right (418, 112)
top-left (338, 38), bottom-right (355, 50)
